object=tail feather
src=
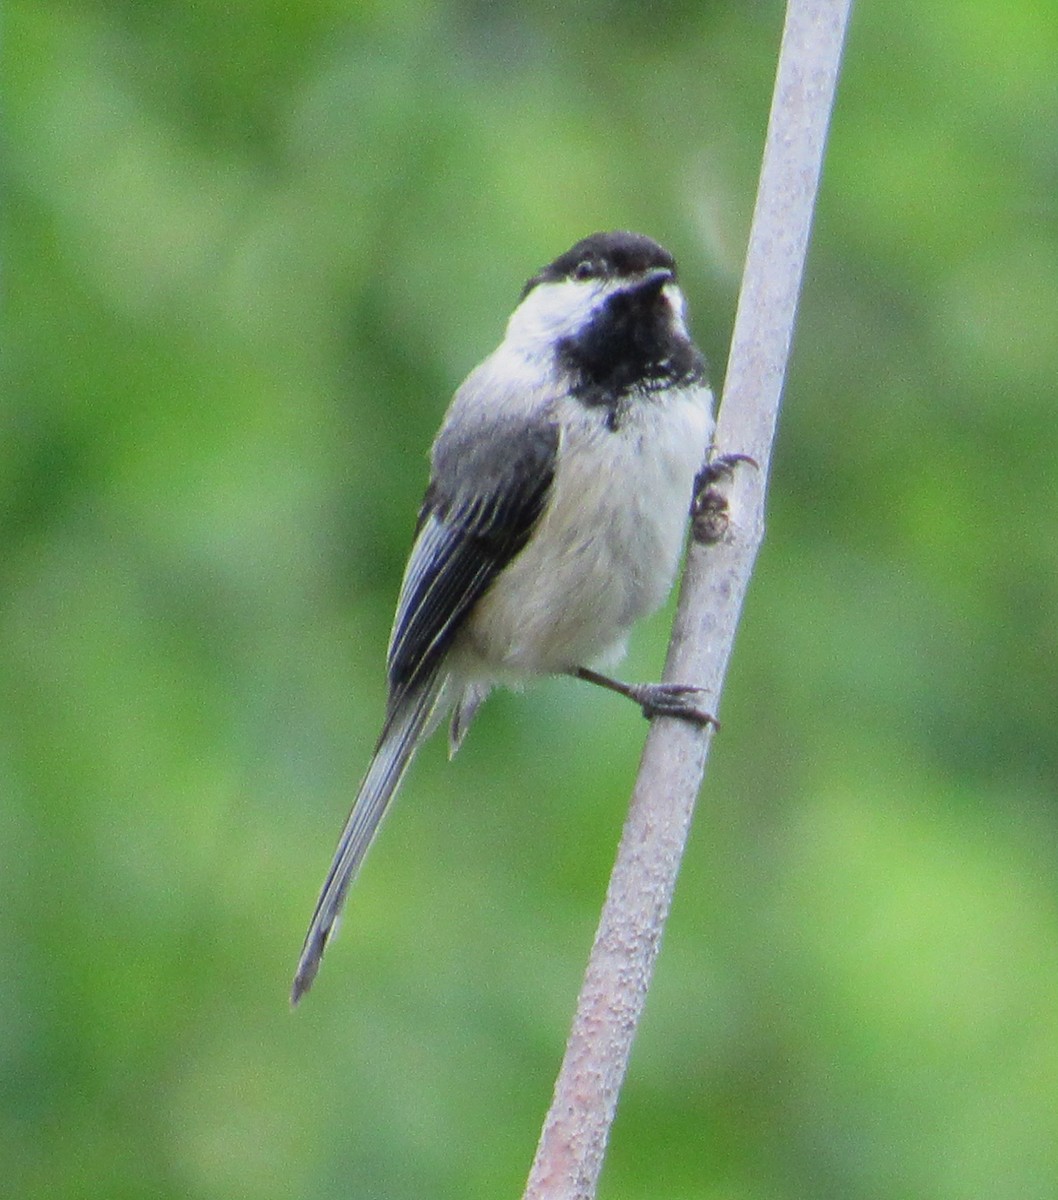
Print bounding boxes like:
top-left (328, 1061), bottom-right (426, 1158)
top-left (291, 678), bottom-right (446, 1005)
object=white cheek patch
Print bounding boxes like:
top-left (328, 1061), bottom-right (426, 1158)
top-left (504, 276), bottom-right (691, 366)
top-left (662, 283), bottom-right (690, 338)
top-left (504, 279), bottom-right (606, 361)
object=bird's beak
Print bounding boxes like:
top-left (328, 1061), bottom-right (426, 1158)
top-left (635, 266), bottom-right (675, 296)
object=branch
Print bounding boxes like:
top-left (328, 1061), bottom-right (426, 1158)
top-left (521, 2), bottom-right (853, 1197)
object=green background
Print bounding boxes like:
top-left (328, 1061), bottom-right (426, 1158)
top-left (5, 1), bottom-right (1058, 1197)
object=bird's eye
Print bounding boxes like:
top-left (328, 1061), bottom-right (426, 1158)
top-left (573, 259), bottom-right (596, 280)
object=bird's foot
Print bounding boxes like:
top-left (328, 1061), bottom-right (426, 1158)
top-left (626, 681), bottom-right (719, 728)
top-left (573, 667), bottom-right (718, 729)
top-left (691, 453), bottom-right (758, 543)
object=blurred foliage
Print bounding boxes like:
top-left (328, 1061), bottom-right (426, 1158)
top-left (4, 0), bottom-right (1058, 1197)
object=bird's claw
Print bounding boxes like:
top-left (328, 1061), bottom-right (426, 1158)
top-left (632, 682), bottom-right (719, 729)
top-left (693, 452), bottom-right (758, 495)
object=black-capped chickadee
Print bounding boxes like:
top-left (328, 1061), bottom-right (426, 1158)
top-left (292, 231), bottom-right (715, 1003)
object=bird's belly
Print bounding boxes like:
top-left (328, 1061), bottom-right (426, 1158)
top-left (456, 390), bottom-right (712, 678)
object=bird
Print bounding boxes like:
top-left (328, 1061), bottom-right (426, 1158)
top-left (291, 230), bottom-right (716, 1004)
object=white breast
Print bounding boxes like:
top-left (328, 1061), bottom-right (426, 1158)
top-left (456, 384), bottom-right (714, 679)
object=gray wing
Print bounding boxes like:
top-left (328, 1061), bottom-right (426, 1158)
top-left (386, 415), bottom-right (560, 705)
top-left (291, 413), bottom-right (559, 1003)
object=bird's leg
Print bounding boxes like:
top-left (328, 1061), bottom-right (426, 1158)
top-left (573, 666), bottom-right (719, 729)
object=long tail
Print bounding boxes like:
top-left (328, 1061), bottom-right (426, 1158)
top-left (291, 677), bottom-right (446, 1005)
